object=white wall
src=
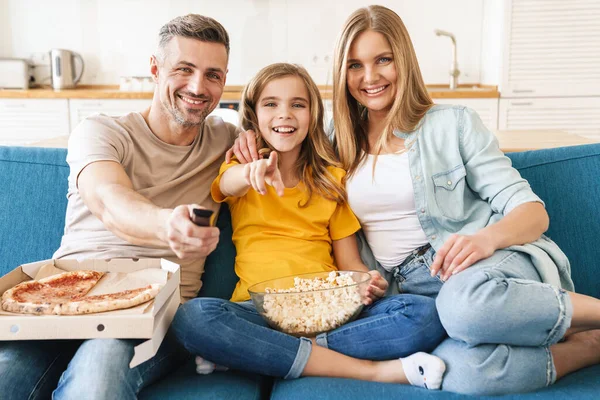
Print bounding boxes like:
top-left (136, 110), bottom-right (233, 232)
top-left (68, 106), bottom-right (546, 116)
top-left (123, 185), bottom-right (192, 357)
top-left (1, 0), bottom-right (499, 86)
top-left (479, 0), bottom-right (503, 85)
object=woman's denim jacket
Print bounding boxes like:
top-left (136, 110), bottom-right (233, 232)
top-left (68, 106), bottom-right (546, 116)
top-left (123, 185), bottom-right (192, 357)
top-left (347, 105), bottom-right (574, 294)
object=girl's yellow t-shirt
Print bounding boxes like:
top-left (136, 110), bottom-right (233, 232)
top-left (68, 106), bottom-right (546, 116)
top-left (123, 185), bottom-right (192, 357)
top-left (211, 161), bottom-right (361, 302)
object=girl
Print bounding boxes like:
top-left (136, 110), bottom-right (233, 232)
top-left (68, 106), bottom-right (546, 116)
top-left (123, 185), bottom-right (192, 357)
top-left (172, 63), bottom-right (447, 389)
top-left (331, 5), bottom-right (600, 396)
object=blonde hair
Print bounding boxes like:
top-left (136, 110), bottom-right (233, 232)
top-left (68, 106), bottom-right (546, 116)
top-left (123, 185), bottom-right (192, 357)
top-left (240, 63), bottom-right (346, 206)
top-left (332, 5), bottom-right (433, 176)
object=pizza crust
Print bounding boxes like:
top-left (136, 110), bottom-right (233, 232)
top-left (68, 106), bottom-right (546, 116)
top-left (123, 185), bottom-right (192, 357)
top-left (58, 284), bottom-right (161, 315)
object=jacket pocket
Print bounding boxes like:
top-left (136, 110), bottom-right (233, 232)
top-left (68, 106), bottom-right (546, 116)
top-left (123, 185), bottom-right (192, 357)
top-left (432, 164), bottom-right (467, 221)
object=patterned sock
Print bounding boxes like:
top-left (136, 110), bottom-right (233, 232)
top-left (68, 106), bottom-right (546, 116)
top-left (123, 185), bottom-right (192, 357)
top-left (195, 356), bottom-right (229, 375)
top-left (399, 352), bottom-right (446, 390)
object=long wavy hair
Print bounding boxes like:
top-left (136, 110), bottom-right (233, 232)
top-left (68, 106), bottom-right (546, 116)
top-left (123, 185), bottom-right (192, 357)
top-left (332, 5), bottom-right (434, 177)
top-left (240, 63), bottom-right (347, 206)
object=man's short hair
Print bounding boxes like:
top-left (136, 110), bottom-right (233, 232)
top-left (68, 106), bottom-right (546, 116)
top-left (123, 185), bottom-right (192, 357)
top-left (158, 14), bottom-right (230, 57)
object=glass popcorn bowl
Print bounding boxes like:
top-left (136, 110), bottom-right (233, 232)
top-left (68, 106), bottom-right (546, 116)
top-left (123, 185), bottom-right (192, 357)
top-left (248, 271), bottom-right (371, 337)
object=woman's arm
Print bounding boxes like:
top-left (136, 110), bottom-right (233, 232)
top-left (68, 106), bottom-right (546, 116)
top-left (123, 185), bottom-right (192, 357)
top-left (430, 108), bottom-right (549, 281)
top-left (431, 201), bottom-right (548, 280)
top-left (333, 235), bottom-right (388, 304)
top-left (479, 201), bottom-right (548, 249)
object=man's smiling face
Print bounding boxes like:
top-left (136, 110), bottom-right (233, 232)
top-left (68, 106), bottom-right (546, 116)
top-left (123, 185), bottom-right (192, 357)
top-left (152, 36), bottom-right (228, 127)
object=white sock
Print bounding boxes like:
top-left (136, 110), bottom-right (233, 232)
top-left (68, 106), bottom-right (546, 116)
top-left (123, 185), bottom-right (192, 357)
top-left (400, 352), bottom-right (446, 390)
top-left (195, 356), bottom-right (229, 375)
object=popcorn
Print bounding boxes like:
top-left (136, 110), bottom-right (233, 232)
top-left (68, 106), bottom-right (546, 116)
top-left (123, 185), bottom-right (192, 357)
top-left (261, 271), bottom-right (364, 336)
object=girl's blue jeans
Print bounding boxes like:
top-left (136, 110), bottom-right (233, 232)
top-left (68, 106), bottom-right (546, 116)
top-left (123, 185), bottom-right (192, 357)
top-left (172, 292), bottom-right (446, 379)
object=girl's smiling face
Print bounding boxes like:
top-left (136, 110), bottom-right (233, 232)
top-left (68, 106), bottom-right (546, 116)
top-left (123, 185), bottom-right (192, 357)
top-left (346, 29), bottom-right (398, 115)
top-left (256, 75), bottom-right (311, 159)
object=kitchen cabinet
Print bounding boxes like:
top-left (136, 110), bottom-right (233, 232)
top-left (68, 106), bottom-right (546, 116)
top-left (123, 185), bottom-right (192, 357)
top-left (499, 97), bottom-right (600, 140)
top-left (0, 99), bottom-right (70, 146)
top-left (69, 99), bottom-right (152, 131)
top-left (434, 98), bottom-right (499, 130)
top-left (501, 0), bottom-right (600, 97)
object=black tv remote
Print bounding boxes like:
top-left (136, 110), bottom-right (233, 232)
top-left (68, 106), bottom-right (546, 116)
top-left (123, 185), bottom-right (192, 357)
top-left (191, 208), bottom-right (214, 227)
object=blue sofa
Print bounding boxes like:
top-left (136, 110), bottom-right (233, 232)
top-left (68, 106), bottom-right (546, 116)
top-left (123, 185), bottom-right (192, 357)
top-left (0, 143), bottom-right (599, 399)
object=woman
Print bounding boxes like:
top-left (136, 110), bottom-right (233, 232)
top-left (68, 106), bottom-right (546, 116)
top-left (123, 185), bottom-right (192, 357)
top-left (230, 5), bottom-right (600, 396)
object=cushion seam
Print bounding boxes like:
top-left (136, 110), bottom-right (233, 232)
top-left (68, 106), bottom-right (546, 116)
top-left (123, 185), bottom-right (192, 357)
top-left (0, 159), bottom-right (68, 168)
top-left (513, 152), bottom-right (600, 171)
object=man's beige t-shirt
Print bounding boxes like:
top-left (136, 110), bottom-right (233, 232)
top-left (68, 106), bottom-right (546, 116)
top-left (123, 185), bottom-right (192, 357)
top-left (53, 112), bottom-right (238, 301)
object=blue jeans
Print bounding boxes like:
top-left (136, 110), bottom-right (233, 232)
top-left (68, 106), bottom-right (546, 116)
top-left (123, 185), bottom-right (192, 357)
top-left (172, 294), bottom-right (446, 379)
top-left (0, 330), bottom-right (189, 399)
top-left (392, 247), bottom-right (573, 395)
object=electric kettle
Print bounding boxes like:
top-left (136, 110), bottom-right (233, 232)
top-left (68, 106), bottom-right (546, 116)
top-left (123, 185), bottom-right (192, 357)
top-left (50, 49), bottom-right (84, 90)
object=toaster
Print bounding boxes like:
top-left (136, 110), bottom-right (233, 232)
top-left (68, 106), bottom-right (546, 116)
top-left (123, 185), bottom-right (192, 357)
top-left (0, 58), bottom-right (32, 89)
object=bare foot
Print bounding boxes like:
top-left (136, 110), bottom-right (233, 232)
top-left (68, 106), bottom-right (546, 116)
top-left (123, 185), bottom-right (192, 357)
top-left (552, 329), bottom-right (600, 380)
top-left (564, 329), bottom-right (600, 355)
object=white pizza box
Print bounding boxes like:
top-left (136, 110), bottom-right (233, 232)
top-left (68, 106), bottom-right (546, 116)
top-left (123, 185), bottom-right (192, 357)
top-left (0, 258), bottom-right (181, 367)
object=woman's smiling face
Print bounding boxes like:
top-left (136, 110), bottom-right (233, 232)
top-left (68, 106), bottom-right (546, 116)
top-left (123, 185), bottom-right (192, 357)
top-left (346, 29), bottom-right (398, 114)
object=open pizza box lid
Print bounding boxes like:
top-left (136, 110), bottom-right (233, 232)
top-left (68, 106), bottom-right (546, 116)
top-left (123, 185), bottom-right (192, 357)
top-left (0, 258), bottom-right (181, 368)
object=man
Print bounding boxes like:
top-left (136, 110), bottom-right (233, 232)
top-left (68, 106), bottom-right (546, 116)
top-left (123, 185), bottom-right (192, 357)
top-left (0, 14), bottom-right (239, 399)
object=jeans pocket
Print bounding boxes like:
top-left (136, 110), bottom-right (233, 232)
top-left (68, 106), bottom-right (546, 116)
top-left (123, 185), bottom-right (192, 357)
top-left (396, 255), bottom-right (443, 298)
top-left (432, 164), bottom-right (467, 221)
top-left (419, 250), bottom-right (444, 284)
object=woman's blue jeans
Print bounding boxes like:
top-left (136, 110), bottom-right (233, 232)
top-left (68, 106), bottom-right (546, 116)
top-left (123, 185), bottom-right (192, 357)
top-left (172, 293), bottom-right (446, 379)
top-left (392, 247), bottom-right (573, 396)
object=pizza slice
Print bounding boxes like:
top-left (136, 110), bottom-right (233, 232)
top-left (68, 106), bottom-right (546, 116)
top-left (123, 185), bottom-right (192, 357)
top-left (2, 270), bottom-right (105, 314)
top-left (1, 270), bottom-right (161, 315)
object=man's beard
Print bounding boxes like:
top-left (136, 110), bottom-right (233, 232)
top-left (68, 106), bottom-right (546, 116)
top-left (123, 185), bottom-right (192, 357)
top-left (165, 92), bottom-right (214, 127)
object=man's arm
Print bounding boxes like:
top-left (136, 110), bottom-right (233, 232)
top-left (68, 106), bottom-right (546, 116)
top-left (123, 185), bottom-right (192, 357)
top-left (78, 160), bottom-right (220, 259)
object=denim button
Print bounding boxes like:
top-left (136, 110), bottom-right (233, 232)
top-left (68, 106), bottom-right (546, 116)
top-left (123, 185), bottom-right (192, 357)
top-left (431, 235), bottom-right (437, 240)
top-left (447, 180), bottom-right (452, 186)
top-left (421, 208), bottom-right (425, 213)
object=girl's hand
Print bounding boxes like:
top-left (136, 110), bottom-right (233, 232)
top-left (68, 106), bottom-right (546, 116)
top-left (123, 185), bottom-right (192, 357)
top-left (430, 233), bottom-right (496, 281)
top-left (243, 151), bottom-right (285, 196)
top-left (226, 129), bottom-right (259, 164)
top-left (363, 270), bottom-right (388, 305)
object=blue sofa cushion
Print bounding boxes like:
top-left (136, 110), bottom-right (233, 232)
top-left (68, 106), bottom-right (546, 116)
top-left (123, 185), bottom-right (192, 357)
top-left (0, 146), bottom-right (69, 276)
top-left (271, 364), bottom-right (600, 400)
top-left (198, 203), bottom-right (238, 300)
top-left (507, 144), bottom-right (600, 298)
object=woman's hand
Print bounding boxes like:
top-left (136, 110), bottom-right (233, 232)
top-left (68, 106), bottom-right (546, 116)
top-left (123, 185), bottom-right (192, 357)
top-left (363, 270), bottom-right (388, 305)
top-left (243, 152), bottom-right (285, 196)
top-left (226, 129), bottom-right (260, 164)
top-left (430, 233), bottom-right (496, 281)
